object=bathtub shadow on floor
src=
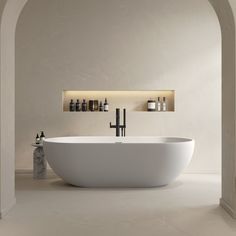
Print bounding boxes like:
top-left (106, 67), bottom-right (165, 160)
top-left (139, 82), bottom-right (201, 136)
top-left (49, 178), bottom-right (183, 191)
top-left (15, 173), bottom-right (182, 191)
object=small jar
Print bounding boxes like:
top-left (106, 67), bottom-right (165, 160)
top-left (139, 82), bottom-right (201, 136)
top-left (147, 99), bottom-right (156, 111)
top-left (89, 100), bottom-right (95, 112)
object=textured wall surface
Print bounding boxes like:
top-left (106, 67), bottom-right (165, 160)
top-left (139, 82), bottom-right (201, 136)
top-left (15, 0), bottom-right (221, 173)
top-left (1, 0), bottom-right (28, 217)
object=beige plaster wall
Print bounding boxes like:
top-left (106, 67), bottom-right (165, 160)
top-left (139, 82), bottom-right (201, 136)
top-left (15, 0), bottom-right (221, 173)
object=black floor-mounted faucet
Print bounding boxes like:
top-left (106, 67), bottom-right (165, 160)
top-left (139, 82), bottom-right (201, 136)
top-left (110, 108), bottom-right (126, 137)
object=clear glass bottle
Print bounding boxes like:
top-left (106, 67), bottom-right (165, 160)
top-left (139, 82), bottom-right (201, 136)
top-left (156, 97), bottom-right (161, 111)
top-left (162, 97), bottom-right (168, 111)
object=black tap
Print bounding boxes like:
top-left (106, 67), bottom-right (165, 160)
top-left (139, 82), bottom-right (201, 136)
top-left (120, 108), bottom-right (126, 136)
top-left (110, 108), bottom-right (126, 137)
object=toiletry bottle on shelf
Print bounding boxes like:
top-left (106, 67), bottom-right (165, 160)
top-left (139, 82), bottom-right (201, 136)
top-left (104, 98), bottom-right (109, 112)
top-left (94, 100), bottom-right (99, 111)
top-left (35, 134), bottom-right (40, 144)
top-left (76, 99), bottom-right (81, 112)
top-left (69, 99), bottom-right (75, 112)
top-left (147, 98), bottom-right (156, 111)
top-left (82, 99), bottom-right (87, 112)
top-left (162, 97), bottom-right (168, 111)
top-left (157, 97), bottom-right (161, 111)
top-left (40, 131), bottom-right (46, 144)
top-left (99, 101), bottom-right (104, 111)
top-left (89, 100), bottom-right (95, 112)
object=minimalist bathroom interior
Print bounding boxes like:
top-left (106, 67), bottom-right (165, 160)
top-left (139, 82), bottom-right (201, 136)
top-left (1, 0), bottom-right (236, 235)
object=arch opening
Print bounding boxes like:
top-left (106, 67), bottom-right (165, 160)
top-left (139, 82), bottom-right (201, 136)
top-left (0, 0), bottom-right (235, 218)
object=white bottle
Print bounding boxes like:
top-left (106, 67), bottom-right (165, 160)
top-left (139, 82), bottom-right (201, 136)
top-left (156, 97), bottom-right (161, 111)
top-left (162, 97), bottom-right (168, 111)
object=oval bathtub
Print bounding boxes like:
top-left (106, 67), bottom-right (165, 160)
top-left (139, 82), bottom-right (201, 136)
top-left (44, 136), bottom-right (194, 187)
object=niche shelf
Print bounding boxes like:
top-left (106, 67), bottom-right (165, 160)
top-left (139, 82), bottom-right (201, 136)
top-left (63, 90), bottom-right (175, 112)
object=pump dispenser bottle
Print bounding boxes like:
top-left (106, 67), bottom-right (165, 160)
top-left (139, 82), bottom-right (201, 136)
top-left (69, 99), bottom-right (75, 112)
top-left (76, 99), bottom-right (81, 112)
top-left (82, 99), bottom-right (87, 112)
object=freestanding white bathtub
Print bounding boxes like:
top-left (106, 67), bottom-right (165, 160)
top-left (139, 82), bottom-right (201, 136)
top-left (44, 136), bottom-right (194, 187)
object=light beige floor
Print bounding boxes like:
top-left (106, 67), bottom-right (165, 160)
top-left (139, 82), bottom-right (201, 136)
top-left (0, 174), bottom-right (235, 236)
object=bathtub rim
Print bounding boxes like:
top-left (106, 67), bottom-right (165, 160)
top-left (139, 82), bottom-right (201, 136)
top-left (43, 136), bottom-right (194, 144)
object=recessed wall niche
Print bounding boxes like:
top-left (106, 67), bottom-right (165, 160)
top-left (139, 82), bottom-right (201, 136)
top-left (63, 90), bottom-right (175, 112)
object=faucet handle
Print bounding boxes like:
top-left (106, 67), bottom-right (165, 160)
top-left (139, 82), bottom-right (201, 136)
top-left (110, 122), bottom-right (116, 128)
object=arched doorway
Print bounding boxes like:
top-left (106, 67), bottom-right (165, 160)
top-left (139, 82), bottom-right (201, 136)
top-left (0, 0), bottom-right (235, 218)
